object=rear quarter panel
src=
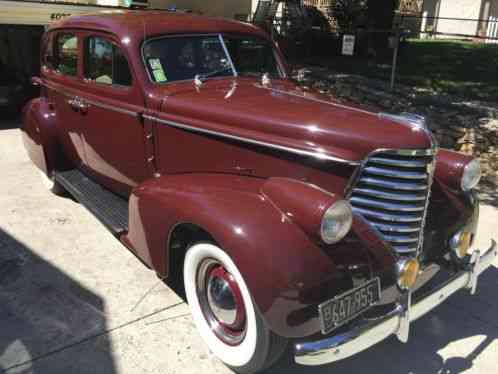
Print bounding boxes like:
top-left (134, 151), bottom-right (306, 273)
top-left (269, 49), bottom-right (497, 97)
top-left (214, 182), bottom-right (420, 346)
top-left (21, 98), bottom-right (61, 175)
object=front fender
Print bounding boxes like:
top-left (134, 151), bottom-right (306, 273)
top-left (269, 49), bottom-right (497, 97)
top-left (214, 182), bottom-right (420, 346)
top-left (124, 173), bottom-right (396, 338)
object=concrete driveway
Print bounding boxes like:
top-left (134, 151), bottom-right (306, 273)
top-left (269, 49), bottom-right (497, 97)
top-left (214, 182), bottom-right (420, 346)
top-left (1, 125), bottom-right (497, 374)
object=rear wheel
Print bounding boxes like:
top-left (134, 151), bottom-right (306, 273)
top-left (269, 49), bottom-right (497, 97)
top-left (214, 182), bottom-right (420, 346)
top-left (183, 243), bottom-right (287, 373)
top-left (39, 170), bottom-right (65, 196)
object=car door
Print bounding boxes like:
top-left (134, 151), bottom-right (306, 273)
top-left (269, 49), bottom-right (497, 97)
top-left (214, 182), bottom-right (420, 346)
top-left (76, 32), bottom-right (150, 197)
top-left (44, 30), bottom-right (88, 168)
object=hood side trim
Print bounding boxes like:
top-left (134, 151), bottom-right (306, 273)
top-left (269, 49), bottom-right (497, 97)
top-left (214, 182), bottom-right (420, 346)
top-left (143, 114), bottom-right (361, 166)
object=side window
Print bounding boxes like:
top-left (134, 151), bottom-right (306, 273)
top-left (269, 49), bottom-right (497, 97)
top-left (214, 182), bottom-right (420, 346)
top-left (54, 33), bottom-right (78, 76)
top-left (84, 36), bottom-right (132, 86)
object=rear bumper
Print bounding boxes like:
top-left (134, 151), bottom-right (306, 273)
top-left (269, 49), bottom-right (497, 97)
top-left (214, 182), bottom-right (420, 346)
top-left (294, 240), bottom-right (497, 366)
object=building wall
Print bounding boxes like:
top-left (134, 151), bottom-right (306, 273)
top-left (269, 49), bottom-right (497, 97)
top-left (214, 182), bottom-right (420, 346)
top-left (436, 0), bottom-right (482, 36)
top-left (421, 0), bottom-right (498, 37)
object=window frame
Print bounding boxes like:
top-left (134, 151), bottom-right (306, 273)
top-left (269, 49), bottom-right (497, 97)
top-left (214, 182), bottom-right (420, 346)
top-left (83, 34), bottom-right (134, 89)
top-left (140, 33), bottom-right (287, 86)
top-left (41, 32), bottom-right (54, 71)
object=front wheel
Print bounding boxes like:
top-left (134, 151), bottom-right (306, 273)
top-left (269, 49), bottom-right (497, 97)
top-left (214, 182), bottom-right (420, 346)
top-left (183, 243), bottom-right (287, 373)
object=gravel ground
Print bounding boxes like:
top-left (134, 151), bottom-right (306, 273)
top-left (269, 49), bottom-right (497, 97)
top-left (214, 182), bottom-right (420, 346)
top-left (0, 126), bottom-right (497, 374)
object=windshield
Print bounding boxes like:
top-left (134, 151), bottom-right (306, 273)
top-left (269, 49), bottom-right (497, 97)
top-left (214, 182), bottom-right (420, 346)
top-left (142, 34), bottom-right (283, 84)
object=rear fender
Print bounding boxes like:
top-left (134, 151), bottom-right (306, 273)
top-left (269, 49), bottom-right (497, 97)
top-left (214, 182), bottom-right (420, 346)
top-left (21, 98), bottom-right (62, 175)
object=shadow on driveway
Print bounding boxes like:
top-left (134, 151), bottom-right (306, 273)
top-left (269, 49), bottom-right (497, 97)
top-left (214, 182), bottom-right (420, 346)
top-left (0, 228), bottom-right (117, 374)
top-left (270, 266), bottom-right (498, 374)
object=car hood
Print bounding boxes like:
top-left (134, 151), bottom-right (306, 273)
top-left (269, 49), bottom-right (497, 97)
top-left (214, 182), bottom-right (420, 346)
top-left (153, 78), bottom-right (433, 163)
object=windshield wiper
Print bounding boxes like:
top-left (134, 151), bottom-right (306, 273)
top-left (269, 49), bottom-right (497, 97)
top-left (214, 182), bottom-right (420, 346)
top-left (194, 66), bottom-right (233, 87)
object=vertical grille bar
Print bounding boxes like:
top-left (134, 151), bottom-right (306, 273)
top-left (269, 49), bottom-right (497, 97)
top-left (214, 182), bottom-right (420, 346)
top-left (348, 149), bottom-right (436, 256)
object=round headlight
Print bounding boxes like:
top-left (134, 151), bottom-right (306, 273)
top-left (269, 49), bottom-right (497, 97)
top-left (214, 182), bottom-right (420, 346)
top-left (461, 159), bottom-right (481, 191)
top-left (320, 200), bottom-right (353, 244)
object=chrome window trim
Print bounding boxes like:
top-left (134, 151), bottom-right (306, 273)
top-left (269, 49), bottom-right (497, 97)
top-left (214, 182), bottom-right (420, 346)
top-left (143, 114), bottom-right (361, 165)
top-left (218, 34), bottom-right (238, 77)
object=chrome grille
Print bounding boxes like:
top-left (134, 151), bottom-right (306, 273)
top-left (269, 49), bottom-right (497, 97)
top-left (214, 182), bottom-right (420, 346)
top-left (349, 150), bottom-right (435, 255)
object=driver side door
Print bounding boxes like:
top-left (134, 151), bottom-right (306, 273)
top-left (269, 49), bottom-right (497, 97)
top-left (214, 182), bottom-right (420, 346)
top-left (77, 32), bottom-right (150, 197)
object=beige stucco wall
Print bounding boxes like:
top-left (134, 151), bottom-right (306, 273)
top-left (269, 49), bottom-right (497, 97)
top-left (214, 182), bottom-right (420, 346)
top-left (436, 0), bottom-right (482, 36)
top-left (421, 0), bottom-right (498, 37)
top-left (149, 0), bottom-right (257, 19)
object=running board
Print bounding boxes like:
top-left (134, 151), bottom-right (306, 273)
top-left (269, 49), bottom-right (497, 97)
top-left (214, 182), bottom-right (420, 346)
top-left (55, 169), bottom-right (129, 235)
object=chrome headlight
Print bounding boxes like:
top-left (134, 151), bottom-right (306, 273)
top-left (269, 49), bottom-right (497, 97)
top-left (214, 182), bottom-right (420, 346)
top-left (320, 200), bottom-right (353, 244)
top-left (461, 159), bottom-right (481, 191)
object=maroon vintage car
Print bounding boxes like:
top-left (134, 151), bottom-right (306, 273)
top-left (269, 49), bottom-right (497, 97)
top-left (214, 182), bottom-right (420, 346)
top-left (21, 10), bottom-right (496, 373)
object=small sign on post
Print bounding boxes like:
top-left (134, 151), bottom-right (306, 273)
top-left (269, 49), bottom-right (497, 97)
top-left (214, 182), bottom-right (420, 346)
top-left (342, 34), bottom-right (355, 56)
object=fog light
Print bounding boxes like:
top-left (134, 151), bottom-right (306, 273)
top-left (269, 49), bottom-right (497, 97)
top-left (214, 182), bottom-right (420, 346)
top-left (450, 231), bottom-right (472, 259)
top-left (397, 258), bottom-right (420, 290)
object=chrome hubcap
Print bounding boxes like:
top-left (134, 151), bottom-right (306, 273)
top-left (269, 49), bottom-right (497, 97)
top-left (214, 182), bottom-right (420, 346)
top-left (207, 271), bottom-right (238, 326)
top-left (197, 259), bottom-right (246, 345)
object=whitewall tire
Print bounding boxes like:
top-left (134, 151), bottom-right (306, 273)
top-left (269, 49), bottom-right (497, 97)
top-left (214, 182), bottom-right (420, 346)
top-left (183, 243), bottom-right (287, 373)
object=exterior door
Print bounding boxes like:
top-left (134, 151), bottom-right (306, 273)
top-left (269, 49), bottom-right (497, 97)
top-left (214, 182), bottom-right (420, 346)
top-left (77, 33), bottom-right (150, 197)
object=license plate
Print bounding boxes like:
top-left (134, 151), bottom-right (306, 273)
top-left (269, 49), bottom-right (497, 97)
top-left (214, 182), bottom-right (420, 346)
top-left (318, 277), bottom-right (381, 334)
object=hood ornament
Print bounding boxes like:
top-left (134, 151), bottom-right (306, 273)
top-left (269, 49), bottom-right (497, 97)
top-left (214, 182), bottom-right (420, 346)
top-left (194, 74), bottom-right (203, 88)
top-left (379, 112), bottom-right (429, 131)
top-left (261, 73), bottom-right (271, 86)
top-left (224, 81), bottom-right (238, 100)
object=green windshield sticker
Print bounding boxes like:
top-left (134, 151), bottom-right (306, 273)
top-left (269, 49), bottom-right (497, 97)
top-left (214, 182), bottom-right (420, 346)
top-left (149, 58), bottom-right (162, 71)
top-left (149, 58), bottom-right (168, 82)
top-left (153, 69), bottom-right (167, 83)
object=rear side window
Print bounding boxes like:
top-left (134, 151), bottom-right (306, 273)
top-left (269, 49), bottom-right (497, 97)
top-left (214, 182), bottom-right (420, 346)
top-left (54, 33), bottom-right (78, 76)
top-left (84, 36), bottom-right (132, 86)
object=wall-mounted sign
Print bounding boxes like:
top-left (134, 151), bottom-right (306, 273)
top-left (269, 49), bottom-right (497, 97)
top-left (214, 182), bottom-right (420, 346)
top-left (0, 0), bottom-right (147, 26)
top-left (342, 34), bottom-right (355, 56)
top-left (50, 13), bottom-right (72, 21)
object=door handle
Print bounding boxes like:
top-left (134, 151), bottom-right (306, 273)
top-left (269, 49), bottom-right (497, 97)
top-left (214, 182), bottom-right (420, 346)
top-left (78, 99), bottom-right (89, 114)
top-left (68, 97), bottom-right (80, 111)
top-left (67, 96), bottom-right (90, 114)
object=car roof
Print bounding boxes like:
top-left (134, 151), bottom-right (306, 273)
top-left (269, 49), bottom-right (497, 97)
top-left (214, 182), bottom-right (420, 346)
top-left (49, 10), bottom-right (268, 40)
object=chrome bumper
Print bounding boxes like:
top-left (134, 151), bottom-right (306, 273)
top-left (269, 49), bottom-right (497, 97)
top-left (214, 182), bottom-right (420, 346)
top-left (294, 240), bottom-right (497, 366)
